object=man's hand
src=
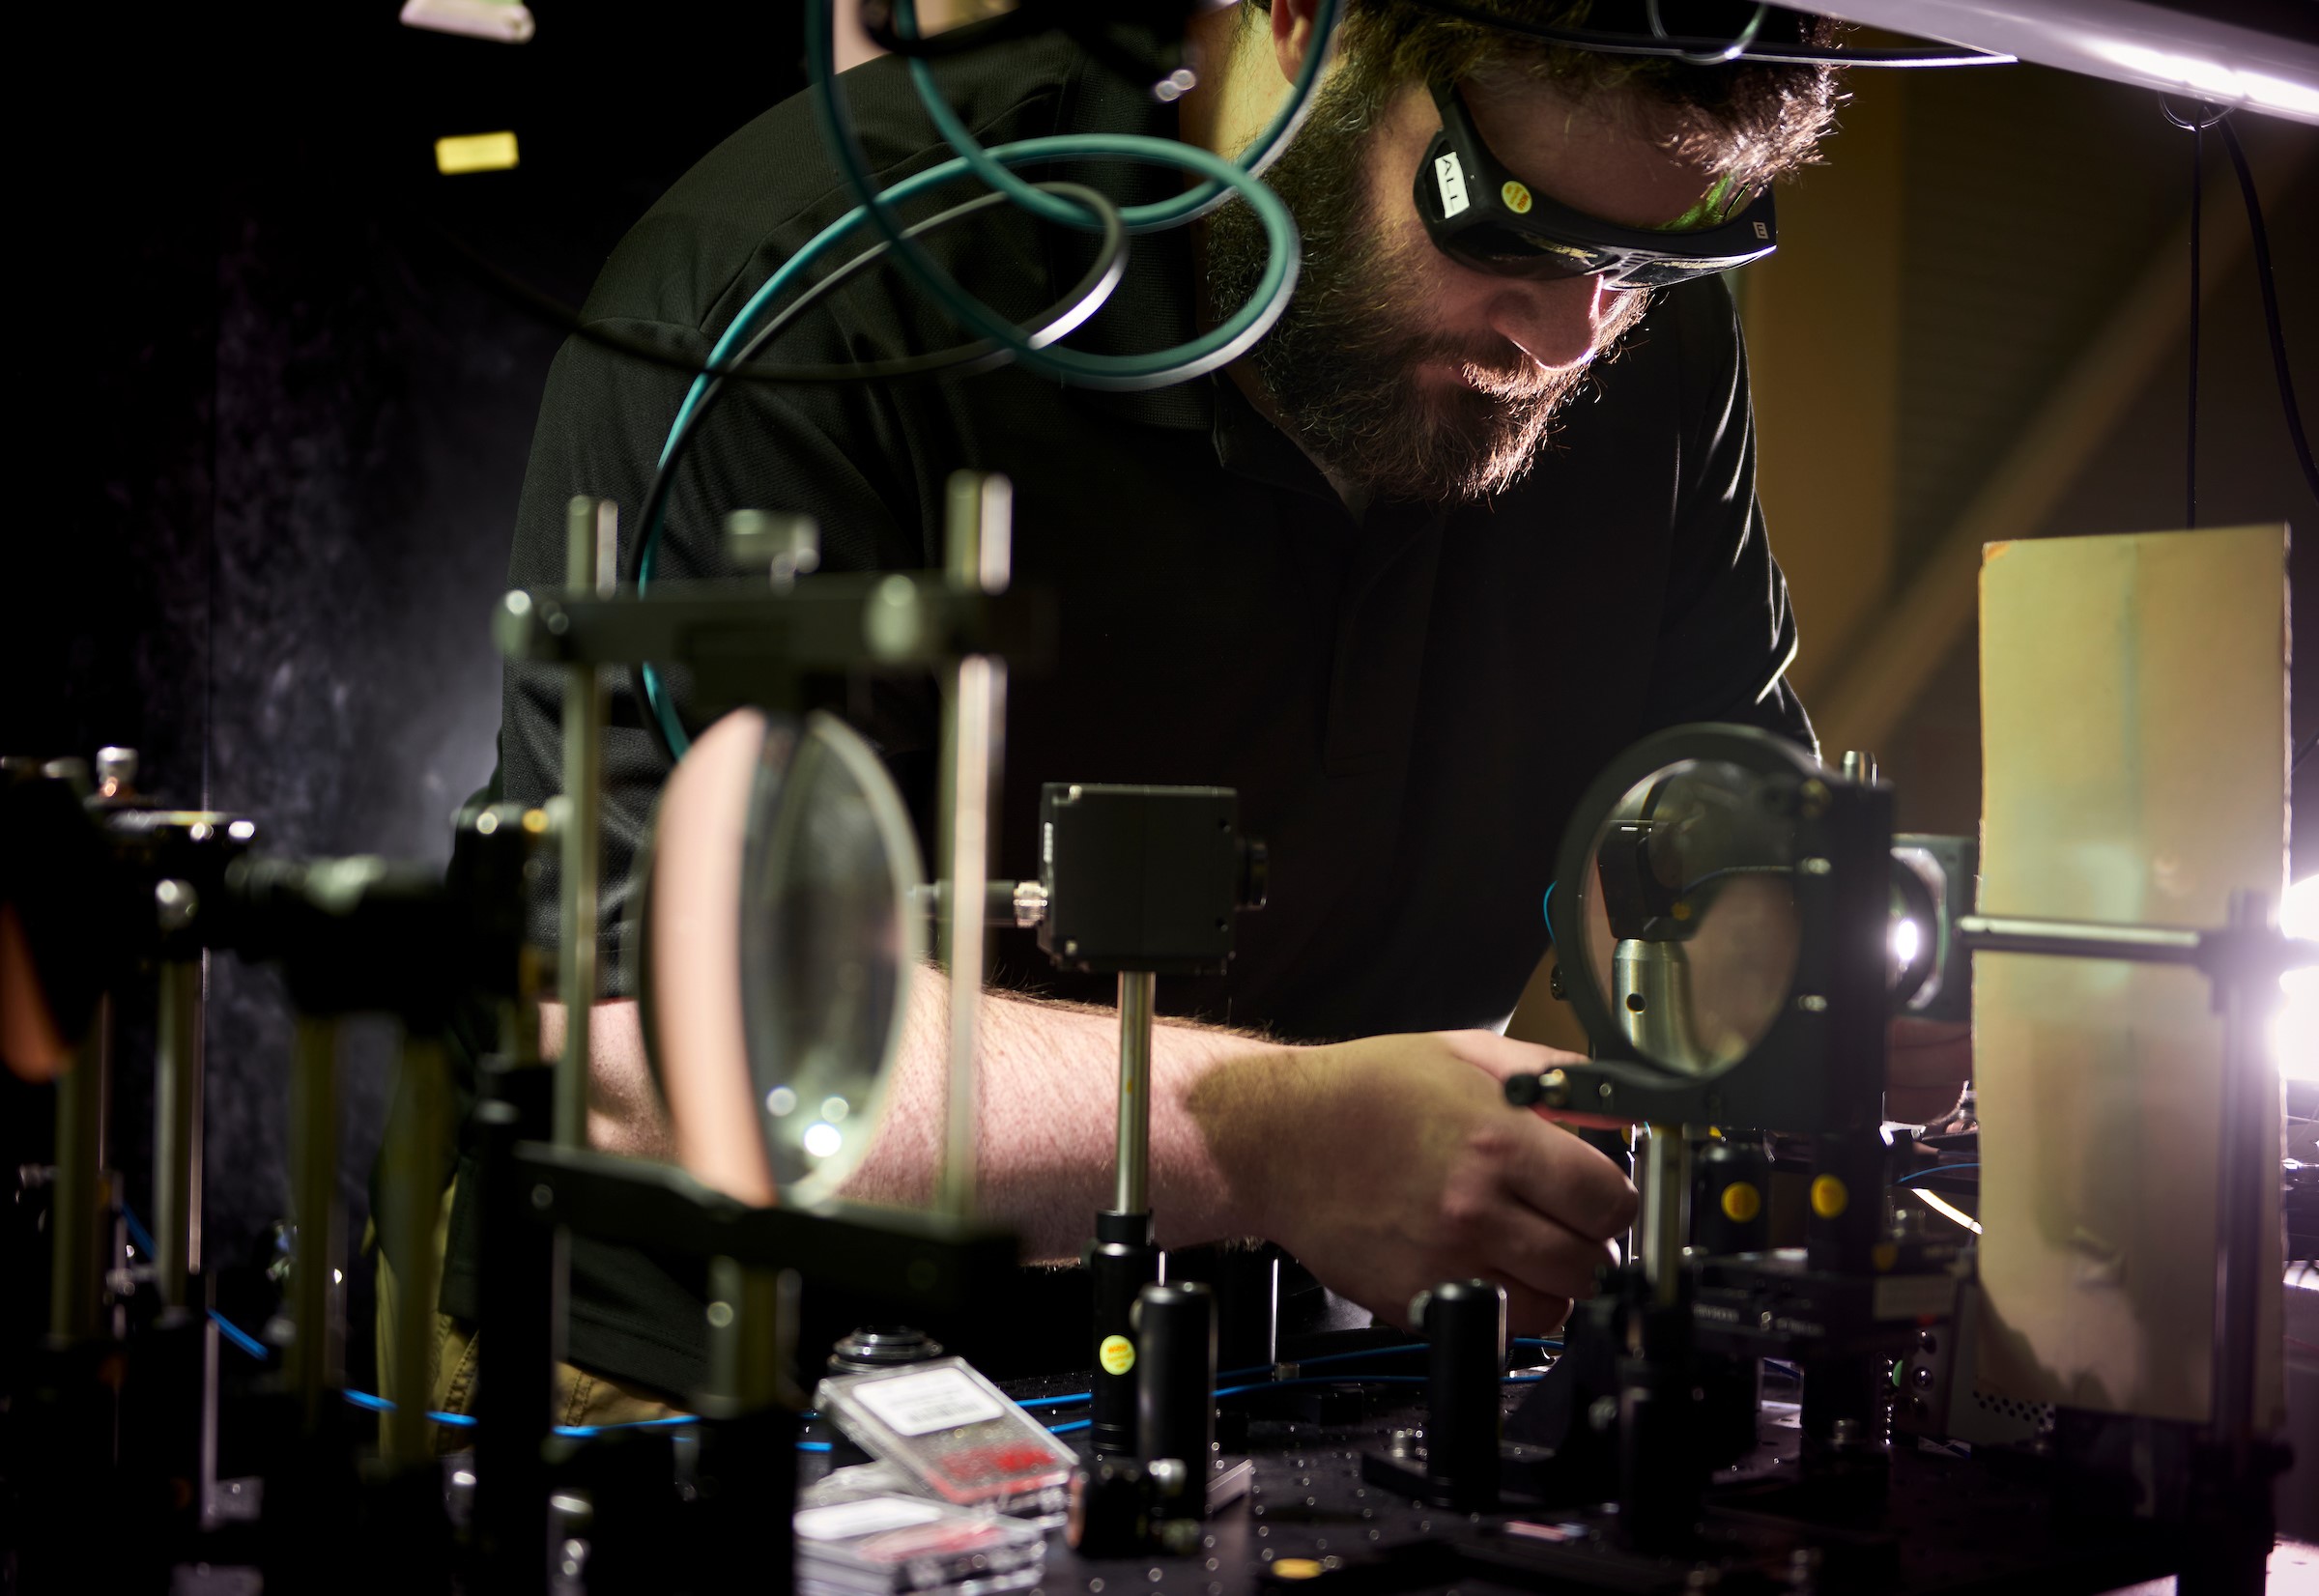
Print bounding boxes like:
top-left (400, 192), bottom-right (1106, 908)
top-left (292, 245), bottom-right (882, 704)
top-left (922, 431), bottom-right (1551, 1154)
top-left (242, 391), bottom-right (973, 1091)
top-left (1191, 1031), bottom-right (1638, 1337)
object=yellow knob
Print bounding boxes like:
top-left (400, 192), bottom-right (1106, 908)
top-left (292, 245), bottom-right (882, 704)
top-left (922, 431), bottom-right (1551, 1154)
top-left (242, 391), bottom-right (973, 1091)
top-left (1720, 1182), bottom-right (1762, 1224)
top-left (1811, 1174), bottom-right (1848, 1219)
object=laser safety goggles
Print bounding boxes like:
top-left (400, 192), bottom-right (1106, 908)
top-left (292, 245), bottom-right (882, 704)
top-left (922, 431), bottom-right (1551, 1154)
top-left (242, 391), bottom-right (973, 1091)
top-left (1415, 79), bottom-right (1778, 288)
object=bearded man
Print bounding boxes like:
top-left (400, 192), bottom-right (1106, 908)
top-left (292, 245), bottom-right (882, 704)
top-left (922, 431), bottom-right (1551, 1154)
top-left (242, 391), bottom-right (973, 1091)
top-left (443, 0), bottom-right (1861, 1420)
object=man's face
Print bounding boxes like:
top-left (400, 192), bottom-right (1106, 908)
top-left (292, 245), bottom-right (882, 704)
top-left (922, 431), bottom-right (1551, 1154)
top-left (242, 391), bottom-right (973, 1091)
top-left (1209, 63), bottom-right (1738, 503)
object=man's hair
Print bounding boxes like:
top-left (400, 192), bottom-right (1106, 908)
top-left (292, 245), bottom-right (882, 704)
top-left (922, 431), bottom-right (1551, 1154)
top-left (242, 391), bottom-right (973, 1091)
top-left (1252, 0), bottom-right (1847, 188)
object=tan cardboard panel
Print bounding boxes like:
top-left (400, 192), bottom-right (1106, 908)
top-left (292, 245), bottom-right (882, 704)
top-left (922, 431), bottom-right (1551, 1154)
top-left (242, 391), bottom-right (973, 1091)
top-left (1976, 524), bottom-right (2288, 1426)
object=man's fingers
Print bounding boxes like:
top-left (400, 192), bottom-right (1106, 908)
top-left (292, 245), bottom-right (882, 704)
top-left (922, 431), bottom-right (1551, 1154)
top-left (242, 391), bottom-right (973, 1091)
top-left (1479, 1208), bottom-right (1618, 1304)
top-left (1445, 1029), bottom-right (1588, 1083)
top-left (1490, 1114), bottom-right (1638, 1242)
top-left (1498, 1280), bottom-right (1575, 1339)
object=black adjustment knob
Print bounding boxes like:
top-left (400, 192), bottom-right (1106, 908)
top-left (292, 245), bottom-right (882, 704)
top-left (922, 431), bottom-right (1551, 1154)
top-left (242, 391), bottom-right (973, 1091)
top-left (1413, 1279), bottom-right (1505, 1512)
top-left (1134, 1281), bottom-right (1217, 1497)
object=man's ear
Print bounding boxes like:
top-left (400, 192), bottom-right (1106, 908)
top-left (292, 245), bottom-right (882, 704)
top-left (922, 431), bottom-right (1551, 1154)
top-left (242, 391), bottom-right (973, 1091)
top-left (1269, 0), bottom-right (1326, 87)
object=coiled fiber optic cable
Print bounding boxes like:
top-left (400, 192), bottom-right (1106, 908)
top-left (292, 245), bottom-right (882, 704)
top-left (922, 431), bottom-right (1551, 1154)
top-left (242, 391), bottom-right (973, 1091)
top-left (894, 0), bottom-right (1343, 233)
top-left (801, 0), bottom-right (1310, 390)
top-left (632, 178), bottom-right (1128, 757)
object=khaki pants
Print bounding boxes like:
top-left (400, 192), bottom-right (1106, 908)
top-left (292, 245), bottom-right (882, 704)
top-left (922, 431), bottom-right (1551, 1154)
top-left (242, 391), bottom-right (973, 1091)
top-left (374, 1181), bottom-right (683, 1449)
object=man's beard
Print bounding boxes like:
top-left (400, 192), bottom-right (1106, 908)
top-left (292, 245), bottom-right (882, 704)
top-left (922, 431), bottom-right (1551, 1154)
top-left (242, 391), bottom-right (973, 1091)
top-left (1206, 79), bottom-right (1649, 504)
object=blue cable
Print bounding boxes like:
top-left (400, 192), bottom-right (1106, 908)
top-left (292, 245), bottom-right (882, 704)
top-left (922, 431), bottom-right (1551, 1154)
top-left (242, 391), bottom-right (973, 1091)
top-left (209, 1309), bottom-right (272, 1361)
top-left (1896, 1164), bottom-right (1979, 1185)
top-left (123, 1204), bottom-right (158, 1260)
top-left (1541, 882), bottom-right (1557, 933)
top-left (1302, 1343), bottom-right (1428, 1366)
top-left (1047, 1419), bottom-right (1092, 1436)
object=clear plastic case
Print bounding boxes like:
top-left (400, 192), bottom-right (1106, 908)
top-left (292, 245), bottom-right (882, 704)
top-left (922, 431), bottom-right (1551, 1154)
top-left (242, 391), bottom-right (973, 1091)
top-left (793, 1493), bottom-right (1047, 1596)
top-left (815, 1357), bottom-right (1081, 1519)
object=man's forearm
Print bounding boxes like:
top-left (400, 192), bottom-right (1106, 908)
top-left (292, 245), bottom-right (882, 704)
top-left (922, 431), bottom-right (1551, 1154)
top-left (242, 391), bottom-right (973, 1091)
top-left (545, 983), bottom-right (1632, 1334)
top-left (840, 967), bottom-right (1292, 1262)
top-left (545, 977), bottom-right (1294, 1262)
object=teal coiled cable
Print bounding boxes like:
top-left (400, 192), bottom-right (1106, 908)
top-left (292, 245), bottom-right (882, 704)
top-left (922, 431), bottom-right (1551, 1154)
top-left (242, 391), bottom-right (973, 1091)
top-left (641, 4), bottom-right (1337, 753)
top-left (894, 0), bottom-right (1342, 234)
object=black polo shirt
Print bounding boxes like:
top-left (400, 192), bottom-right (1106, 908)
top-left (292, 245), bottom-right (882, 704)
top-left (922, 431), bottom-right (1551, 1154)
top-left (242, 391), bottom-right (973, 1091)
top-left (444, 38), bottom-right (1813, 1394)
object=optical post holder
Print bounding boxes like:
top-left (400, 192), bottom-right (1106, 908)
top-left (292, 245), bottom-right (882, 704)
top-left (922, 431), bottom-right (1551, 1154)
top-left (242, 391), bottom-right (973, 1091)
top-left (1036, 783), bottom-right (1266, 1456)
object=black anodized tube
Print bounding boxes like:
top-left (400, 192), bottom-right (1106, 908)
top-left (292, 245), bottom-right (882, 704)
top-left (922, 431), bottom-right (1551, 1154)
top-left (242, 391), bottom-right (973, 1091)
top-left (1135, 1281), bottom-right (1217, 1478)
top-left (1088, 1210), bottom-right (1160, 1455)
top-left (1419, 1279), bottom-right (1505, 1511)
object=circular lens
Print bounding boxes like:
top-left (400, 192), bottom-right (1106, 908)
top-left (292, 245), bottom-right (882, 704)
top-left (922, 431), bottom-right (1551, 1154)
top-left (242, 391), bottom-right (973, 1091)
top-left (739, 713), bottom-right (923, 1203)
top-left (643, 709), bottom-right (922, 1206)
top-left (1581, 758), bottom-right (1801, 1076)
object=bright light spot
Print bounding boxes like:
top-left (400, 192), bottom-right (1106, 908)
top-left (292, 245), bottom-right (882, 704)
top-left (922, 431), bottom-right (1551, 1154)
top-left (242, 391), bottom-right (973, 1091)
top-left (2087, 41), bottom-right (2319, 119)
top-left (1917, 1190), bottom-right (1983, 1236)
top-left (2279, 873), bottom-right (2319, 1083)
top-left (1890, 916), bottom-right (1923, 971)
top-left (821, 1096), bottom-right (849, 1125)
top-left (765, 1085), bottom-right (797, 1118)
top-left (331, 1268), bottom-right (345, 1285)
top-left (802, 1122), bottom-right (844, 1159)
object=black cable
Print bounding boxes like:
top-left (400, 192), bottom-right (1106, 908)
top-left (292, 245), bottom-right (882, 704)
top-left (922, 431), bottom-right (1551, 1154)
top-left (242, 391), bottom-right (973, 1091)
top-left (2190, 119), bottom-right (2203, 529)
top-left (860, 0), bottom-right (1181, 89)
top-left (1405, 0), bottom-right (2013, 67)
top-left (622, 179), bottom-right (1129, 764)
top-left (856, 0), bottom-right (1046, 58)
top-left (2218, 118), bottom-right (2319, 512)
top-left (2162, 97), bottom-right (2228, 529)
top-left (424, 182), bottom-right (1124, 390)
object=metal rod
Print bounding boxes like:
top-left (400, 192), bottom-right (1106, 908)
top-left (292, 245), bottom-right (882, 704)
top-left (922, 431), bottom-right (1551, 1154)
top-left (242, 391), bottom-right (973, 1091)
top-left (381, 1032), bottom-right (449, 1468)
top-left (935, 471), bottom-right (1010, 1219)
top-left (1115, 971), bottom-right (1157, 1215)
top-left (2208, 889), bottom-right (2276, 1466)
top-left (47, 999), bottom-right (109, 1344)
top-left (1955, 913), bottom-right (2202, 963)
top-left (555, 497), bottom-right (616, 1149)
top-left (154, 957), bottom-right (203, 1308)
top-left (1638, 1124), bottom-right (1690, 1308)
top-left (288, 1015), bottom-right (343, 1432)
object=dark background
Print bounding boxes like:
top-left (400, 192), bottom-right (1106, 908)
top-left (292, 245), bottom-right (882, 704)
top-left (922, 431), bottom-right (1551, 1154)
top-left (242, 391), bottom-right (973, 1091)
top-left (5, 4), bottom-right (2316, 1387)
top-left (4, 2), bottom-right (811, 1367)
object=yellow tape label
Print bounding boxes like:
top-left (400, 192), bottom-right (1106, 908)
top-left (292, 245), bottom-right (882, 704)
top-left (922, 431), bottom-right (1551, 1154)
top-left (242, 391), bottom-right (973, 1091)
top-left (435, 131), bottom-right (519, 176)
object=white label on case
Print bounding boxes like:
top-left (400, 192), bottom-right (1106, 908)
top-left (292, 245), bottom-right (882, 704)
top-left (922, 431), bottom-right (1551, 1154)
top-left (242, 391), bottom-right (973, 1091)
top-left (853, 1366), bottom-right (1008, 1438)
top-left (794, 1496), bottom-right (948, 1542)
top-left (1435, 152), bottom-right (1470, 218)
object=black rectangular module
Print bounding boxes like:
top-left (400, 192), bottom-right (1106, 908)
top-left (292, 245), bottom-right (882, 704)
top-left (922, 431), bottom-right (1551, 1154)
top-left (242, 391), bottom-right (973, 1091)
top-left (1037, 784), bottom-right (1244, 975)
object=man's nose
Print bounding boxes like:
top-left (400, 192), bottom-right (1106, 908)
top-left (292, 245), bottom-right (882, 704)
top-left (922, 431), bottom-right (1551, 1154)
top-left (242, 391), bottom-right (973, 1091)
top-left (1487, 274), bottom-right (1620, 373)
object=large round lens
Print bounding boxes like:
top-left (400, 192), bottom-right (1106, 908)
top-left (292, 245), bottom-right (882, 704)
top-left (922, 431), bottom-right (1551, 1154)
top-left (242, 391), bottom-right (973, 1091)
top-left (643, 709), bottom-right (922, 1207)
top-left (739, 713), bottom-right (922, 1204)
top-left (1580, 758), bottom-right (1801, 1076)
